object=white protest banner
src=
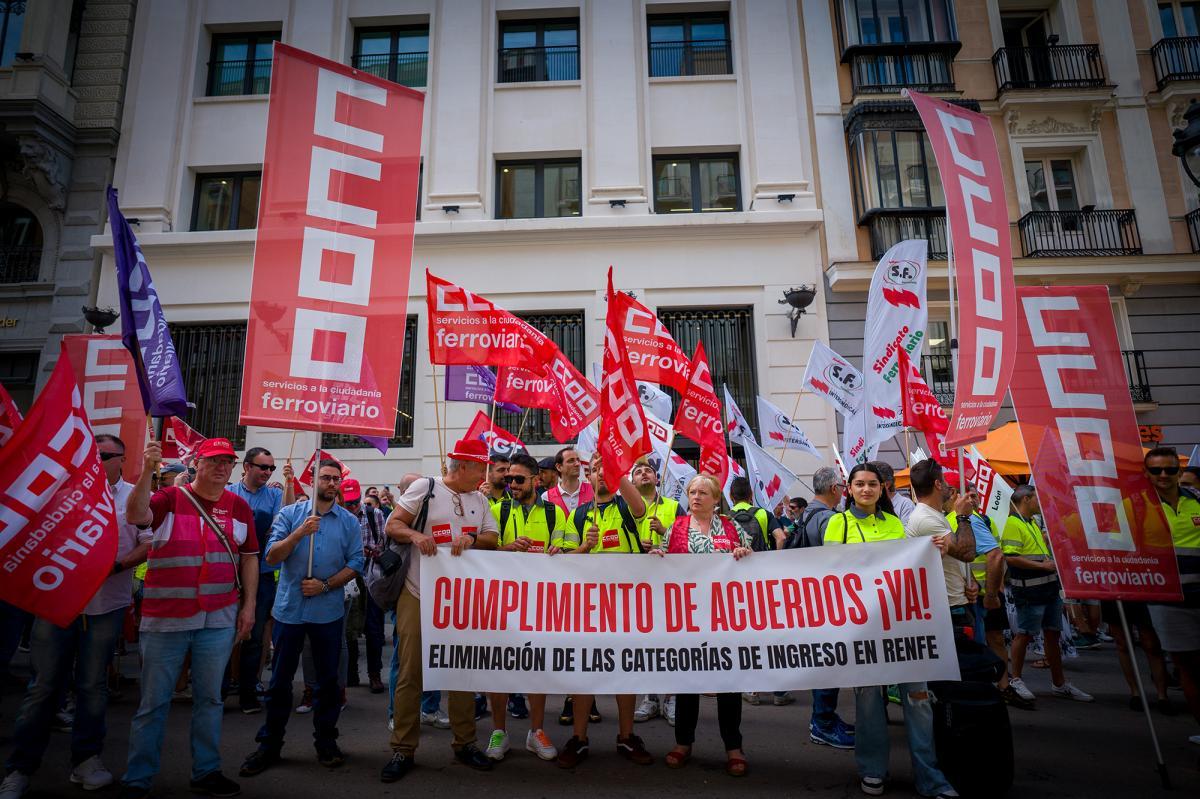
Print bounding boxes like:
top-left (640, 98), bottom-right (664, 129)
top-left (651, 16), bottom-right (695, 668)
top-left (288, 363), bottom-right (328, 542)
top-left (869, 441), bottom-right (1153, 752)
top-left (421, 542), bottom-right (958, 693)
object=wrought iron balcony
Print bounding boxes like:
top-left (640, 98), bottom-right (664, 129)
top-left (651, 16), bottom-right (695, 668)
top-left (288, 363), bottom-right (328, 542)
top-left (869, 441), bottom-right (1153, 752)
top-left (351, 51), bottom-right (429, 88)
top-left (1188, 207), bottom-right (1200, 253)
top-left (864, 209), bottom-right (947, 260)
top-left (1123, 350), bottom-right (1153, 404)
top-left (206, 58), bottom-right (272, 96)
top-left (992, 44), bottom-right (1106, 91)
top-left (1017, 209), bottom-right (1141, 257)
top-left (648, 39), bottom-right (732, 77)
top-left (849, 46), bottom-right (957, 94)
top-left (1151, 36), bottom-right (1200, 89)
top-left (0, 245), bottom-right (41, 283)
top-left (923, 350), bottom-right (1152, 405)
top-left (498, 44), bottom-right (580, 82)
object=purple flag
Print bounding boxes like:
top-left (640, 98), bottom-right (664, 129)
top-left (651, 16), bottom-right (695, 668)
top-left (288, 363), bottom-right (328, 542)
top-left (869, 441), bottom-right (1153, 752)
top-left (445, 364), bottom-right (520, 413)
top-left (108, 186), bottom-right (189, 417)
top-left (356, 434), bottom-right (389, 454)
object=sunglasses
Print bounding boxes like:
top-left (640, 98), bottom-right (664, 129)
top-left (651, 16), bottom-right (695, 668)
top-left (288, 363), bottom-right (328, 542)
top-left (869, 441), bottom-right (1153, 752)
top-left (99, 451), bottom-right (125, 461)
top-left (248, 462), bottom-right (276, 473)
top-left (1147, 466), bottom-right (1180, 476)
top-left (504, 475), bottom-right (529, 485)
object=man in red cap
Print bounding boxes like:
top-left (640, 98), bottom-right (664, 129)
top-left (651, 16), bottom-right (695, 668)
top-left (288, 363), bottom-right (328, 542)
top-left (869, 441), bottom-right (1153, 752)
top-left (380, 438), bottom-right (499, 783)
top-left (119, 438), bottom-right (260, 799)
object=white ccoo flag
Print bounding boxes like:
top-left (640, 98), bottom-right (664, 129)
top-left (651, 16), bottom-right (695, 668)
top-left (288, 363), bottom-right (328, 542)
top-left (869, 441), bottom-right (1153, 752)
top-left (724, 385), bottom-right (755, 446)
top-left (742, 437), bottom-right (799, 513)
top-left (965, 446), bottom-right (1013, 535)
top-left (757, 395), bottom-right (820, 458)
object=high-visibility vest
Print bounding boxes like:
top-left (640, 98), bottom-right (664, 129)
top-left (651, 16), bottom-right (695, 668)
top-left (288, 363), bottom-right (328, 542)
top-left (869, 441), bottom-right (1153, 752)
top-left (492, 498), bottom-right (567, 553)
top-left (565, 498), bottom-right (643, 553)
top-left (1001, 514), bottom-right (1059, 590)
top-left (141, 490), bottom-right (241, 619)
top-left (824, 508), bottom-right (905, 545)
top-left (638, 496), bottom-right (681, 547)
top-left (1163, 489), bottom-right (1200, 588)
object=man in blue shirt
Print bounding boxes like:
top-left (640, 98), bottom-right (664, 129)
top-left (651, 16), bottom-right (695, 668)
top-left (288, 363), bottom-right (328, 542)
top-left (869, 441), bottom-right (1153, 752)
top-left (229, 446), bottom-right (291, 714)
top-left (239, 460), bottom-right (364, 776)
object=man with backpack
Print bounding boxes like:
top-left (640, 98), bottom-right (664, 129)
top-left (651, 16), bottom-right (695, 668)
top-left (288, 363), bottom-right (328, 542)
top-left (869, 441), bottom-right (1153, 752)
top-left (728, 477), bottom-right (783, 552)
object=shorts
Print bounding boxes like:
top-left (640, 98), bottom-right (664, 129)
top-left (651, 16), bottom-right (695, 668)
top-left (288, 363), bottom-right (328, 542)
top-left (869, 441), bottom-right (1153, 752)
top-left (1014, 593), bottom-right (1064, 636)
top-left (1100, 600), bottom-right (1153, 629)
top-left (981, 603), bottom-right (1009, 633)
top-left (1147, 604), bottom-right (1200, 652)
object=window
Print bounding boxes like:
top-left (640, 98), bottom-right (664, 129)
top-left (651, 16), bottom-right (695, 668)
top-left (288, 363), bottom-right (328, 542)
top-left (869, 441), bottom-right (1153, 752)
top-left (845, 0), bottom-right (955, 46)
top-left (322, 317), bottom-right (418, 449)
top-left (496, 160), bottom-right (581, 219)
top-left (192, 172), bottom-right (262, 231)
top-left (169, 323), bottom-right (248, 448)
top-left (493, 312), bottom-right (585, 444)
top-left (648, 13), bottom-right (732, 77)
top-left (207, 32), bottom-right (278, 96)
top-left (1024, 158), bottom-right (1080, 214)
top-left (653, 155), bottom-right (740, 214)
top-left (657, 307), bottom-right (758, 453)
top-left (0, 352), bottom-right (38, 413)
top-left (0, 0), bottom-right (27, 68)
top-left (352, 26), bottom-right (429, 88)
top-left (1160, 2), bottom-right (1200, 36)
top-left (498, 18), bottom-right (579, 82)
top-left (849, 131), bottom-right (943, 216)
top-left (0, 201), bottom-right (43, 283)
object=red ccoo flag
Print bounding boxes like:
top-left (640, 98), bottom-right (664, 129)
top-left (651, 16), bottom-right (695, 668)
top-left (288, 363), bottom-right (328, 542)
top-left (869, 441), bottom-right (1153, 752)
top-left (598, 269), bottom-right (652, 493)
top-left (673, 341), bottom-right (727, 480)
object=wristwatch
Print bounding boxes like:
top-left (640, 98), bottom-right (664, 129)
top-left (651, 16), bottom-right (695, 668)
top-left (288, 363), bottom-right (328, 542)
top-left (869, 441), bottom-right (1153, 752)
top-left (322, 579), bottom-right (331, 594)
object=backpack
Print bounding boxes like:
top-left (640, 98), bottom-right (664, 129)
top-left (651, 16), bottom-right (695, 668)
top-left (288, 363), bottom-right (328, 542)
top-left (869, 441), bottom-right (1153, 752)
top-left (571, 498), bottom-right (642, 552)
top-left (365, 477), bottom-right (436, 610)
top-left (732, 507), bottom-right (767, 551)
top-left (499, 499), bottom-right (555, 543)
top-left (786, 504), bottom-right (835, 549)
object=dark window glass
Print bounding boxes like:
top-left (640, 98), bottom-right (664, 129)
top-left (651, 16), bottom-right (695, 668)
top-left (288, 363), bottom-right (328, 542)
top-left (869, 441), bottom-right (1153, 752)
top-left (850, 131), bottom-right (941, 214)
top-left (648, 14), bottom-right (731, 76)
top-left (168, 323), bottom-right (248, 448)
top-left (492, 312), bottom-right (585, 444)
top-left (498, 18), bottom-right (579, 82)
top-left (849, 0), bottom-right (955, 46)
top-left (192, 173), bottom-right (262, 231)
top-left (0, 352), bottom-right (38, 413)
top-left (652, 155), bottom-right (740, 214)
top-left (352, 26), bottom-right (429, 87)
top-left (322, 316), bottom-right (418, 449)
top-left (0, 0), bottom-right (26, 68)
top-left (0, 201), bottom-right (43, 283)
top-left (207, 32), bottom-right (279, 96)
top-left (497, 160), bottom-right (581, 219)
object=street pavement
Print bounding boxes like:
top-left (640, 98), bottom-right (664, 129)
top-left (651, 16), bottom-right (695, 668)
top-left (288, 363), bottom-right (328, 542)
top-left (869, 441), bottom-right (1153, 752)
top-left (2, 640), bottom-right (1198, 798)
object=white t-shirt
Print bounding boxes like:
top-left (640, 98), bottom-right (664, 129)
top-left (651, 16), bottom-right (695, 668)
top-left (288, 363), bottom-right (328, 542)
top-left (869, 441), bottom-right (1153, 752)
top-left (398, 477), bottom-right (497, 599)
top-left (904, 502), bottom-right (968, 607)
top-left (85, 479), bottom-right (153, 616)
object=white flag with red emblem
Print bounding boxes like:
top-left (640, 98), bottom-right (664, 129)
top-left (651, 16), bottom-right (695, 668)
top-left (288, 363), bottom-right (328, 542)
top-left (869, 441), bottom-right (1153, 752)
top-left (723, 385), bottom-right (755, 446)
top-left (742, 437), bottom-right (798, 513)
top-left (756, 395), bottom-right (820, 459)
top-left (722, 456), bottom-right (746, 508)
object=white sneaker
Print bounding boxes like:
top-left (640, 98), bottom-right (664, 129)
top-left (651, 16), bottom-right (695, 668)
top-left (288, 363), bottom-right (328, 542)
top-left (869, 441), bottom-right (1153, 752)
top-left (633, 696), bottom-right (659, 722)
top-left (485, 730), bottom-right (510, 761)
top-left (525, 728), bottom-right (558, 760)
top-left (1052, 682), bottom-right (1094, 702)
top-left (0, 771), bottom-right (29, 799)
top-left (421, 710), bottom-right (450, 729)
top-left (69, 756), bottom-right (114, 791)
top-left (663, 695), bottom-right (676, 726)
top-left (1008, 677), bottom-right (1036, 702)
top-left (387, 717), bottom-right (394, 731)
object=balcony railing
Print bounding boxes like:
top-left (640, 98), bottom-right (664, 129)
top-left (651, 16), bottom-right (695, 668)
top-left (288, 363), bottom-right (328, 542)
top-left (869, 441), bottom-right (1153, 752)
top-left (1017, 209), bottom-right (1141, 256)
top-left (923, 350), bottom-right (1152, 405)
top-left (206, 58), bottom-right (272, 96)
top-left (351, 51), bottom-right (429, 88)
top-left (850, 49), bottom-right (956, 94)
top-left (1187, 207), bottom-right (1200, 253)
top-left (0, 245), bottom-right (41, 283)
top-left (1151, 36), bottom-right (1200, 89)
top-left (865, 210), bottom-right (947, 260)
top-left (992, 44), bottom-right (1106, 91)
top-left (648, 39), bottom-right (732, 77)
top-left (498, 44), bottom-right (580, 83)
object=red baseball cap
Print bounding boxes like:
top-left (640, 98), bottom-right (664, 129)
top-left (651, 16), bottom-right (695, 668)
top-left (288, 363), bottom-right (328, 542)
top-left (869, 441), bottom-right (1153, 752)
top-left (195, 438), bottom-right (236, 459)
top-left (449, 438), bottom-right (489, 463)
top-left (341, 478), bottom-right (362, 502)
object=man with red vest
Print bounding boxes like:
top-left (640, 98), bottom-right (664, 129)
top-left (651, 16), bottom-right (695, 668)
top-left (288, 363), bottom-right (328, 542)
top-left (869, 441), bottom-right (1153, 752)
top-left (544, 446), bottom-right (593, 513)
top-left (119, 438), bottom-right (259, 799)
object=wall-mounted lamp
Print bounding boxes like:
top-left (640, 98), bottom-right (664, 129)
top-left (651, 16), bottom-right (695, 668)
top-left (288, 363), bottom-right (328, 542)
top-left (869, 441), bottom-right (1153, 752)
top-left (442, 205), bottom-right (460, 214)
top-left (776, 193), bottom-right (795, 203)
top-left (82, 306), bottom-right (119, 334)
top-left (14, 52), bottom-right (34, 62)
top-left (126, 218), bottom-right (140, 226)
top-left (778, 285), bottom-right (816, 337)
top-left (1046, 34), bottom-right (1060, 46)
top-left (609, 199), bottom-right (627, 208)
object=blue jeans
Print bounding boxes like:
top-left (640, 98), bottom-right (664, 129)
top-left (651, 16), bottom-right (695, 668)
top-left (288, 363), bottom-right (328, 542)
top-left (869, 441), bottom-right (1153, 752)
top-left (122, 626), bottom-right (236, 789)
top-left (811, 687), bottom-right (841, 730)
top-left (259, 618), bottom-right (342, 751)
top-left (6, 607), bottom-right (125, 774)
top-left (854, 682), bottom-right (953, 797)
top-left (0, 600), bottom-right (30, 677)
top-left (238, 578), bottom-right (277, 703)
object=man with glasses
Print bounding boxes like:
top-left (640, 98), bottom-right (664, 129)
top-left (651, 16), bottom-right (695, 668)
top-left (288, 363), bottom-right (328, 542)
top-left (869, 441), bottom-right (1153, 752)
top-left (239, 461), bottom-right (363, 776)
top-left (1144, 447), bottom-right (1200, 745)
top-left (1, 436), bottom-right (151, 798)
top-left (119, 438), bottom-right (259, 799)
top-left (230, 447), bottom-right (291, 715)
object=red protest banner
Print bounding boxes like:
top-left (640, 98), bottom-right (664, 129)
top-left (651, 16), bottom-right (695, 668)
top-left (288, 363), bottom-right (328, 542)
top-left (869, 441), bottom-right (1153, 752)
top-left (464, 410), bottom-right (526, 459)
top-left (898, 349), bottom-right (956, 477)
top-left (1011, 286), bottom-right (1181, 601)
top-left (673, 341), bottom-right (727, 479)
top-left (0, 356), bottom-right (119, 626)
top-left (496, 357), bottom-right (599, 443)
top-left (298, 449), bottom-right (351, 487)
top-left (0, 383), bottom-right (23, 446)
top-left (909, 90), bottom-right (1016, 449)
top-left (162, 417), bottom-right (206, 463)
top-left (609, 289), bottom-right (691, 393)
top-left (426, 272), bottom-right (554, 369)
top-left (61, 334), bottom-right (146, 483)
top-left (239, 44), bottom-right (423, 437)
top-left (599, 270), bottom-right (651, 492)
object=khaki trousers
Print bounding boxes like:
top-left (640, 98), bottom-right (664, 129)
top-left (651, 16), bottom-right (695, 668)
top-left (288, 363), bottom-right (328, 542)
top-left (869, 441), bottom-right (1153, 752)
top-left (389, 587), bottom-right (476, 754)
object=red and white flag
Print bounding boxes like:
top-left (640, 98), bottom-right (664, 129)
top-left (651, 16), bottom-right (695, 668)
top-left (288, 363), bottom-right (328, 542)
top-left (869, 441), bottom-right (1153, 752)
top-left (742, 437), bottom-right (798, 512)
top-left (0, 383), bottom-right (22, 446)
top-left (161, 417), bottom-right (206, 463)
top-left (61, 334), bottom-right (147, 483)
top-left (963, 446), bottom-right (1013, 534)
top-left (662, 451), bottom-right (698, 504)
top-left (1011, 285), bottom-right (1181, 600)
top-left (0, 355), bottom-right (119, 627)
top-left (898, 349), bottom-right (955, 472)
top-left (598, 269), bottom-right (651, 493)
top-left (239, 44), bottom-right (424, 437)
top-left (908, 90), bottom-right (1016, 448)
top-left (673, 341), bottom-right (728, 483)
top-left (609, 288), bottom-right (692, 393)
top-left (863, 239), bottom-right (928, 453)
top-left (495, 355), bottom-right (599, 442)
top-left (427, 272), bottom-right (554, 370)
top-left (757, 395), bottom-right (820, 459)
top-left (464, 409), bottom-right (526, 459)
top-left (803, 340), bottom-right (864, 418)
top-left (723, 385), bottom-right (754, 446)
top-left (722, 456), bottom-right (746, 508)
top-left (298, 449), bottom-right (352, 487)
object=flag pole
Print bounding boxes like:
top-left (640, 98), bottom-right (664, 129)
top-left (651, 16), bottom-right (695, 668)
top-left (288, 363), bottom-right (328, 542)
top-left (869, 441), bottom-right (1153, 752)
top-left (945, 209), bottom-right (966, 484)
top-left (307, 445), bottom-right (318, 578)
top-left (515, 408), bottom-right (531, 442)
top-left (659, 431), bottom-right (675, 486)
top-left (430, 364), bottom-right (446, 475)
top-left (287, 430), bottom-right (297, 464)
top-left (1116, 599), bottom-right (1170, 788)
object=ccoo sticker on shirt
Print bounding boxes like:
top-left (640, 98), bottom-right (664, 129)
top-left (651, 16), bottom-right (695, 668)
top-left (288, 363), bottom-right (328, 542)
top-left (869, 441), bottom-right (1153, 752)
top-left (431, 523), bottom-right (452, 545)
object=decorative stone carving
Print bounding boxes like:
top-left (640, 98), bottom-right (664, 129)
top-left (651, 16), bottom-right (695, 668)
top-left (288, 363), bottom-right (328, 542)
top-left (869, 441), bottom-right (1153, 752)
top-left (17, 137), bottom-right (69, 210)
top-left (1089, 104), bottom-right (1104, 131)
top-left (1019, 116), bottom-right (1087, 135)
top-left (1005, 108), bottom-right (1020, 134)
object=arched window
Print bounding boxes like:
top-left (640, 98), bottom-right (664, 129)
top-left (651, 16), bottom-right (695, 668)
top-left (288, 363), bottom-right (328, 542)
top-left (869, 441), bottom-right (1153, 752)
top-left (0, 201), bottom-right (43, 283)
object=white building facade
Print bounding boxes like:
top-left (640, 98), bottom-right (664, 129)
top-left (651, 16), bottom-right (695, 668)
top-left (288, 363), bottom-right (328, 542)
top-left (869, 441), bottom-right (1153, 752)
top-left (94, 0), bottom-right (835, 485)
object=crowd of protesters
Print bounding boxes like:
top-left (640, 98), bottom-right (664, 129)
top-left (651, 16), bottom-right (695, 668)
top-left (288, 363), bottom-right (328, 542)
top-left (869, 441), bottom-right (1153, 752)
top-left (1, 436), bottom-right (1198, 799)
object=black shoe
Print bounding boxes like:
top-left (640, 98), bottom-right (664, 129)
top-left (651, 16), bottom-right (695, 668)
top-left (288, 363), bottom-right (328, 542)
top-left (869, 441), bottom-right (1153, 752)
top-left (1001, 686), bottom-right (1037, 711)
top-left (380, 752), bottom-right (414, 783)
top-left (317, 744), bottom-right (346, 768)
top-left (239, 698), bottom-right (263, 715)
top-left (239, 747), bottom-right (280, 777)
top-left (347, 673), bottom-right (361, 688)
top-left (508, 694), bottom-right (529, 719)
top-left (117, 785), bottom-right (150, 799)
top-left (189, 770), bottom-right (241, 797)
top-left (556, 736), bottom-right (589, 769)
top-left (588, 700), bottom-right (602, 723)
top-left (558, 697), bottom-right (574, 726)
top-left (473, 694), bottom-right (489, 721)
top-left (454, 743), bottom-right (493, 771)
top-left (1129, 694), bottom-right (1146, 712)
